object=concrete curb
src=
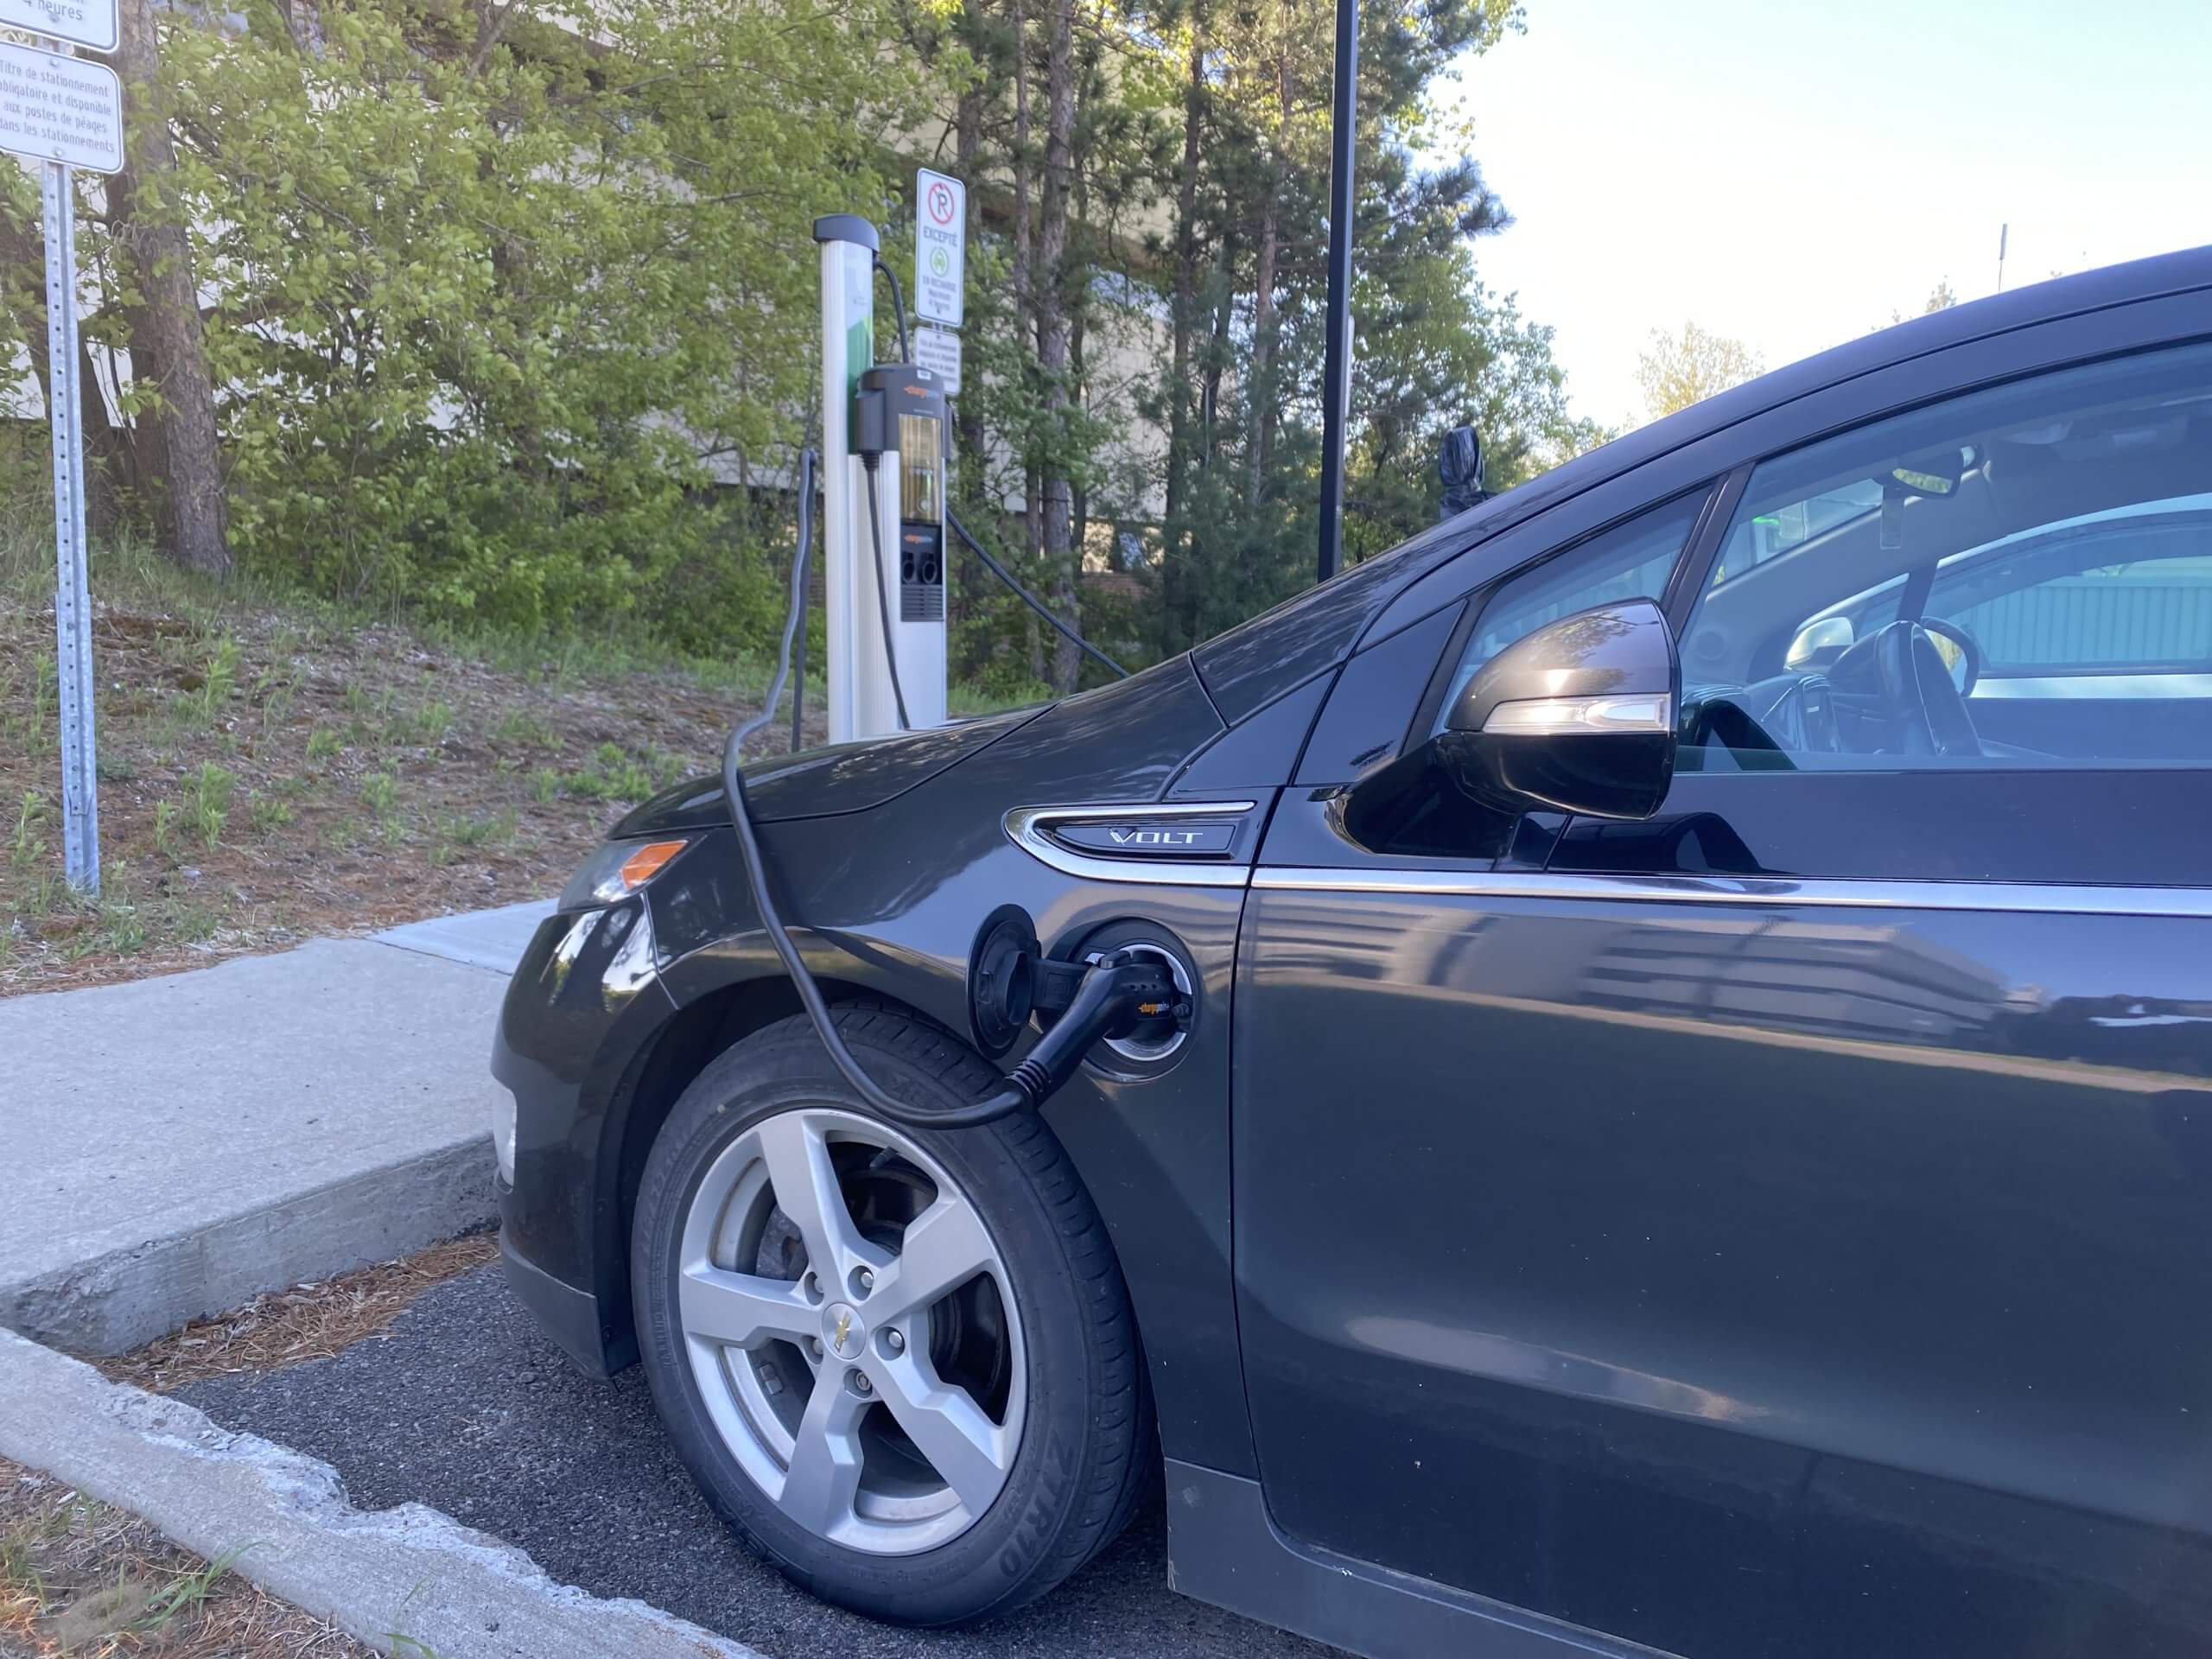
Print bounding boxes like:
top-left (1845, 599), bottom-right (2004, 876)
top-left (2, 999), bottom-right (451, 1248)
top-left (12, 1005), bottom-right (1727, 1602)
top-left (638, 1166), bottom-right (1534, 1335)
top-left (0, 1136), bottom-right (496, 1357)
top-left (0, 1328), bottom-right (764, 1659)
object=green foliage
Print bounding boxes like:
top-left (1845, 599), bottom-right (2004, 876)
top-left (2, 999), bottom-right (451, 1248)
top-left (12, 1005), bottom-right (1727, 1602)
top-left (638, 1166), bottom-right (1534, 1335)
top-left (305, 726), bottom-right (342, 761)
top-left (29, 0), bottom-right (1604, 692)
top-left (1635, 321), bottom-right (1764, 420)
top-left (146, 0), bottom-right (925, 644)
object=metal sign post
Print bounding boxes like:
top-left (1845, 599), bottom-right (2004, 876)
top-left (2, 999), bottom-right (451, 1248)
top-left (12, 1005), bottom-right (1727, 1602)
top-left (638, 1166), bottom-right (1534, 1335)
top-left (3, 28), bottom-right (121, 893)
top-left (43, 159), bottom-right (98, 889)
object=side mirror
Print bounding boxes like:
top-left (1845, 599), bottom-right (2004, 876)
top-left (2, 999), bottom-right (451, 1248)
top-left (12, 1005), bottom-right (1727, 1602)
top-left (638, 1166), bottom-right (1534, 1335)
top-left (1436, 599), bottom-right (1680, 820)
top-left (1785, 614), bottom-right (1855, 671)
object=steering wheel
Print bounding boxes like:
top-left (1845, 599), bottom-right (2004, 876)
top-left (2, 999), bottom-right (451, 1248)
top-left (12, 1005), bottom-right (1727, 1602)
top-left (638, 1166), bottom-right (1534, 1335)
top-left (1867, 620), bottom-right (1982, 758)
top-left (1916, 617), bottom-right (1983, 696)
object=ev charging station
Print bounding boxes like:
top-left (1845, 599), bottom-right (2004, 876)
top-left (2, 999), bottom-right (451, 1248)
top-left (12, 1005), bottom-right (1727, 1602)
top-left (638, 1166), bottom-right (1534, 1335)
top-left (813, 213), bottom-right (950, 741)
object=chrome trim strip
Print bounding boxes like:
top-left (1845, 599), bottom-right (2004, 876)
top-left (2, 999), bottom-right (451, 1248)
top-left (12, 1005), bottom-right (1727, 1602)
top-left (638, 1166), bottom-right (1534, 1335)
top-left (1005, 801), bottom-right (1257, 887)
top-left (1250, 867), bottom-right (2212, 919)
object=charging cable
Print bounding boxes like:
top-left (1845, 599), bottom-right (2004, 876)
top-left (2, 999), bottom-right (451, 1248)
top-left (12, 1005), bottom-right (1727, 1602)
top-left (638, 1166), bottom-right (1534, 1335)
top-left (860, 461), bottom-right (912, 731)
top-left (721, 449), bottom-right (1175, 1129)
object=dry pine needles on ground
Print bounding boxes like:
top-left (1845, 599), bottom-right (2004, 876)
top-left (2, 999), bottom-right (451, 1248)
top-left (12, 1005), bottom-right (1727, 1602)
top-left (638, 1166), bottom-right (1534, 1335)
top-left (97, 1232), bottom-right (499, 1396)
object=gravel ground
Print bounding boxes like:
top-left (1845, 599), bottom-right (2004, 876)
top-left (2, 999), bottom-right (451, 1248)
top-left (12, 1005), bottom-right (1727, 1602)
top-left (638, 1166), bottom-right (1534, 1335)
top-left (177, 1264), bottom-right (1344, 1659)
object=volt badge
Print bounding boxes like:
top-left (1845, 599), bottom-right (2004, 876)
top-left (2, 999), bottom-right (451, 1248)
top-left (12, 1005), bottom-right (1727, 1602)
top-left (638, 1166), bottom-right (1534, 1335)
top-left (1052, 820), bottom-right (1238, 857)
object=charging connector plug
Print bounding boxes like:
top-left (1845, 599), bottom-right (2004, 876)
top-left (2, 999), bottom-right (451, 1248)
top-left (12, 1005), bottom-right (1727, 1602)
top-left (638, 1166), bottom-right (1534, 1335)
top-left (1006, 950), bottom-right (1182, 1107)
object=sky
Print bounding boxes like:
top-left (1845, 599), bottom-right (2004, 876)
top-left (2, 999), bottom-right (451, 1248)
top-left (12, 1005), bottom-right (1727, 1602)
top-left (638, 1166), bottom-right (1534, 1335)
top-left (1442, 0), bottom-right (2212, 429)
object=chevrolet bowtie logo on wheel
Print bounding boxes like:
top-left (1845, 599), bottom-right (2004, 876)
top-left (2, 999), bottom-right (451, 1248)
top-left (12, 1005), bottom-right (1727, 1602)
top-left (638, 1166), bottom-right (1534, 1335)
top-left (823, 1302), bottom-right (863, 1361)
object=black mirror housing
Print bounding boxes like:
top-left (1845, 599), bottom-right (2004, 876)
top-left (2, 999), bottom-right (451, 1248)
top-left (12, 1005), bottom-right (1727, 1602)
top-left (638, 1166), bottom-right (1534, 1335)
top-left (1436, 599), bottom-right (1681, 821)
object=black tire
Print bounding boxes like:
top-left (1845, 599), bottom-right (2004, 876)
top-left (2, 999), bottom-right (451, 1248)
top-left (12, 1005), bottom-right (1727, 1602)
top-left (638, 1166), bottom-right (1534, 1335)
top-left (631, 1002), bottom-right (1155, 1626)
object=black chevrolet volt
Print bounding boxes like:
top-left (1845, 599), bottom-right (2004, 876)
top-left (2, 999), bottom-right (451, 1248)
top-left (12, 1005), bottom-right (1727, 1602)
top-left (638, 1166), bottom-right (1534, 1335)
top-left (493, 247), bottom-right (2212, 1659)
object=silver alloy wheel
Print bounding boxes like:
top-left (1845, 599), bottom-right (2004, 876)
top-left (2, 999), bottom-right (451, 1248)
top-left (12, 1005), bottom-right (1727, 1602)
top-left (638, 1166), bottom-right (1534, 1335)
top-left (676, 1106), bottom-right (1027, 1556)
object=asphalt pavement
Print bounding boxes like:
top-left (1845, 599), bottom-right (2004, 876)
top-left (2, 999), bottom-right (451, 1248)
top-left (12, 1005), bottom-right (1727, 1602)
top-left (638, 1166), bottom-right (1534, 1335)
top-left (179, 1262), bottom-right (1346, 1659)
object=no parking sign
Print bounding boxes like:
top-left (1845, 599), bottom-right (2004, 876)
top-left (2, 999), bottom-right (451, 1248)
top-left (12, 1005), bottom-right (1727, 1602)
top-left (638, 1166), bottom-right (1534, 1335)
top-left (915, 168), bottom-right (965, 329)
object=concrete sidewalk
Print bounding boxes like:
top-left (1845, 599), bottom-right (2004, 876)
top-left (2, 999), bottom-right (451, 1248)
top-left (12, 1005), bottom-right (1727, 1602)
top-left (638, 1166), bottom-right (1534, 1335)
top-left (0, 899), bottom-right (552, 1354)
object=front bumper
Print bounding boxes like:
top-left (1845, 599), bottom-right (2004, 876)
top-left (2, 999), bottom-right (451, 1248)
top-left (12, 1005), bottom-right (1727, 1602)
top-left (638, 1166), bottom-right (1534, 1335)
top-left (498, 1210), bottom-right (626, 1379)
top-left (492, 897), bottom-right (678, 1380)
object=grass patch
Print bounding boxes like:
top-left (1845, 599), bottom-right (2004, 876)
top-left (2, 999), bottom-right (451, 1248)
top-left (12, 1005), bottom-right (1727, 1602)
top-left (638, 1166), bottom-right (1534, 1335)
top-left (188, 636), bottom-right (241, 727)
top-left (181, 762), bottom-right (236, 849)
top-left (248, 791), bottom-right (296, 835)
top-left (1, 1454), bottom-right (377, 1657)
top-left (356, 771), bottom-right (403, 841)
top-left (9, 791), bottom-right (47, 871)
top-left (399, 699), bottom-right (455, 747)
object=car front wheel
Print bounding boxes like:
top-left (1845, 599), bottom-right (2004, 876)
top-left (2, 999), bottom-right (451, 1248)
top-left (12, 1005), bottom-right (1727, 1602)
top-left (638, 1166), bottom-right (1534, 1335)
top-left (630, 1003), bottom-right (1154, 1625)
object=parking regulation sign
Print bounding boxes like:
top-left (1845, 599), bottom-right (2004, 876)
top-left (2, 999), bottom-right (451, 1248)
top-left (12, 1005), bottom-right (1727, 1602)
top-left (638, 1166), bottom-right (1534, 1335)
top-left (915, 168), bottom-right (965, 328)
top-left (0, 0), bottom-right (118, 53)
top-left (0, 40), bottom-right (124, 174)
top-left (914, 326), bottom-right (962, 396)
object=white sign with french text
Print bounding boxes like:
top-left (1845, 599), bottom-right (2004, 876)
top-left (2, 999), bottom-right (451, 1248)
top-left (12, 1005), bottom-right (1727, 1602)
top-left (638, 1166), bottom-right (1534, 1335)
top-left (0, 0), bottom-right (118, 54)
top-left (0, 41), bottom-right (123, 173)
top-left (915, 168), bottom-right (966, 328)
top-left (914, 326), bottom-right (962, 396)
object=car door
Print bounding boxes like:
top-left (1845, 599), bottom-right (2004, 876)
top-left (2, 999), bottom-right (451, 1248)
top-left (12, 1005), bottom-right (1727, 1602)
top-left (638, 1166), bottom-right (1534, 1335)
top-left (1236, 335), bottom-right (2212, 1659)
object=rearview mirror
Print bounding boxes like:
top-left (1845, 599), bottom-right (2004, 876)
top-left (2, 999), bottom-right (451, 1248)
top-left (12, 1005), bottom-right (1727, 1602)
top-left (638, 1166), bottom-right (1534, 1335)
top-left (1436, 600), bottom-right (1680, 820)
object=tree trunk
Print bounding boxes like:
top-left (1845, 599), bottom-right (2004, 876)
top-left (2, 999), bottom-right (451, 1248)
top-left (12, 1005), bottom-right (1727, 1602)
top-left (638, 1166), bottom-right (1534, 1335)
top-left (952, 23), bottom-right (987, 485)
top-left (1160, 27), bottom-right (1203, 658)
top-left (112, 0), bottom-right (230, 575)
top-left (1012, 0), bottom-right (1044, 682)
top-left (1245, 9), bottom-right (1291, 510)
top-left (950, 26), bottom-right (988, 682)
top-left (1036, 0), bottom-right (1079, 693)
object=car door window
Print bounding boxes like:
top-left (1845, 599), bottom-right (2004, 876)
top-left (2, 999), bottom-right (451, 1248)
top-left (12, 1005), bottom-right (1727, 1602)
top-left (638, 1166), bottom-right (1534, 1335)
top-left (1926, 503), bottom-right (2212, 677)
top-left (1430, 489), bottom-right (1709, 734)
top-left (1677, 341), bottom-right (2212, 770)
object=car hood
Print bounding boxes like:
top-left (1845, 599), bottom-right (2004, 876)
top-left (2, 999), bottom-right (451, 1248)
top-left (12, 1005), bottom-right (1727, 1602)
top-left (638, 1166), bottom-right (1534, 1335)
top-left (609, 703), bottom-right (1048, 836)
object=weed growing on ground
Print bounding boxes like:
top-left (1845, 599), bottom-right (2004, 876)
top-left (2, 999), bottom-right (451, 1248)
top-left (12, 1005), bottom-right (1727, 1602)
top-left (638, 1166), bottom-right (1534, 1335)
top-left (403, 700), bottom-right (456, 747)
top-left (493, 708), bottom-right (559, 749)
top-left (443, 808), bottom-right (514, 848)
top-left (181, 762), bottom-right (236, 849)
top-left (190, 637), bottom-right (240, 726)
top-left (359, 770), bottom-right (400, 836)
top-left (255, 659), bottom-right (302, 724)
top-left (305, 725), bottom-right (341, 761)
top-left (248, 791), bottom-right (296, 835)
top-left (9, 792), bottom-right (45, 870)
top-left (565, 741), bottom-right (686, 803)
top-left (152, 800), bottom-right (179, 858)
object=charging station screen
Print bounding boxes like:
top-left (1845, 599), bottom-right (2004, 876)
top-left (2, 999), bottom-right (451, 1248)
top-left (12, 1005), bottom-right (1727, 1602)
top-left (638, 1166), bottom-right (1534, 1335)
top-left (899, 412), bottom-right (940, 523)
